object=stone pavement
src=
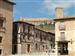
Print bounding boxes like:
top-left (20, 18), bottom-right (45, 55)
top-left (9, 52), bottom-right (56, 56)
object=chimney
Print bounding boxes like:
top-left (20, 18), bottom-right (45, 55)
top-left (55, 7), bottom-right (64, 18)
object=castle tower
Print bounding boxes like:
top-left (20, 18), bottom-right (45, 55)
top-left (55, 7), bottom-right (64, 18)
top-left (0, 0), bottom-right (15, 55)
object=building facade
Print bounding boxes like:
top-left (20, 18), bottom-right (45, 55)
top-left (12, 21), bottom-right (35, 54)
top-left (19, 18), bottom-right (51, 26)
top-left (12, 21), bottom-right (55, 54)
top-left (0, 0), bottom-right (14, 55)
top-left (34, 28), bottom-right (53, 52)
top-left (55, 7), bottom-right (75, 56)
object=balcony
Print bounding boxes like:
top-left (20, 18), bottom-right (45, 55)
top-left (56, 37), bottom-right (70, 42)
top-left (60, 36), bottom-right (65, 41)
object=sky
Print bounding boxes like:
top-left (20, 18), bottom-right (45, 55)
top-left (13, 0), bottom-right (75, 20)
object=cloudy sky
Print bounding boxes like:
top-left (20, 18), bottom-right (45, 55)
top-left (14, 0), bottom-right (75, 20)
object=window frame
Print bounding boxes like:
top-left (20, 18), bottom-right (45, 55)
top-left (59, 21), bottom-right (65, 30)
top-left (60, 32), bottom-right (65, 41)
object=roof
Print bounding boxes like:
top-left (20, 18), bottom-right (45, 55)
top-left (13, 21), bottom-right (35, 26)
top-left (3, 0), bottom-right (16, 5)
top-left (54, 16), bottom-right (75, 21)
top-left (48, 32), bottom-right (55, 35)
top-left (35, 28), bottom-right (55, 35)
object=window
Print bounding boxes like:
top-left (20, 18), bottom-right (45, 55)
top-left (43, 45), bottom-right (44, 50)
top-left (27, 44), bottom-right (30, 53)
top-left (51, 44), bottom-right (53, 48)
top-left (29, 27), bottom-right (33, 33)
top-left (20, 34), bottom-right (25, 42)
top-left (25, 25), bottom-right (28, 33)
top-left (58, 42), bottom-right (68, 55)
top-left (60, 32), bottom-right (65, 41)
top-left (0, 49), bottom-right (2, 55)
top-left (0, 36), bottom-right (2, 43)
top-left (59, 21), bottom-right (65, 30)
top-left (28, 26), bottom-right (30, 33)
top-left (44, 37), bottom-right (46, 40)
top-left (28, 34), bottom-right (31, 40)
top-left (0, 20), bottom-right (3, 27)
top-left (18, 23), bottom-right (23, 34)
top-left (36, 33), bottom-right (38, 38)
top-left (23, 24), bottom-right (25, 33)
top-left (35, 43), bottom-right (38, 50)
top-left (40, 35), bottom-right (42, 41)
top-left (46, 45), bottom-right (48, 49)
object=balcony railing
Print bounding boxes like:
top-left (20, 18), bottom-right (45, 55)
top-left (60, 36), bottom-right (65, 41)
top-left (56, 37), bottom-right (70, 42)
top-left (59, 37), bottom-right (71, 42)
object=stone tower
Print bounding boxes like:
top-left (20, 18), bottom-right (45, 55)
top-left (55, 7), bottom-right (64, 18)
top-left (0, 0), bottom-right (14, 55)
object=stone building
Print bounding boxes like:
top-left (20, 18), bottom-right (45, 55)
top-left (54, 7), bottom-right (75, 56)
top-left (0, 0), bottom-right (14, 55)
top-left (19, 18), bottom-right (51, 26)
top-left (34, 28), bottom-right (55, 52)
top-left (12, 21), bottom-right (35, 54)
top-left (19, 18), bottom-right (55, 33)
top-left (35, 28), bottom-right (48, 52)
top-left (48, 32), bottom-right (55, 49)
top-left (12, 21), bottom-right (55, 54)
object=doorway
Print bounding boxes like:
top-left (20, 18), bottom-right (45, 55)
top-left (58, 41), bottom-right (68, 55)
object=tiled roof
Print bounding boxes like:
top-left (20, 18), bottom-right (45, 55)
top-left (14, 21), bottom-right (35, 26)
